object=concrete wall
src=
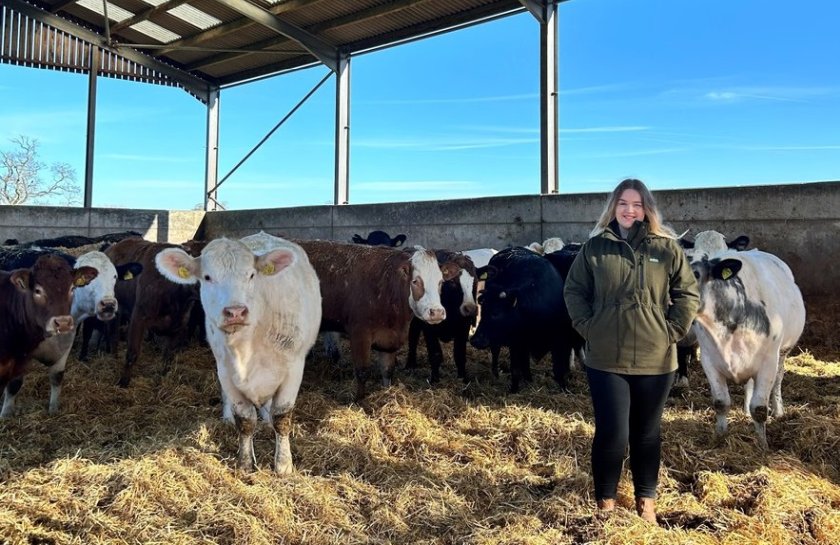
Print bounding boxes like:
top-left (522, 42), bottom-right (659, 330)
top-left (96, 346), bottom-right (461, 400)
top-left (2, 181), bottom-right (837, 298)
top-left (0, 206), bottom-right (204, 245)
top-left (199, 181), bottom-right (840, 298)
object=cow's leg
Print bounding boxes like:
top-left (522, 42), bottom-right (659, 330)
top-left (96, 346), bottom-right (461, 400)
top-left (376, 350), bottom-right (398, 387)
top-left (406, 319), bottom-right (421, 370)
top-left (79, 318), bottom-right (95, 361)
top-left (233, 405), bottom-right (258, 471)
top-left (743, 378), bottom-right (755, 415)
top-left (490, 343), bottom-right (502, 378)
top-left (770, 351), bottom-right (788, 417)
top-left (425, 332), bottom-right (444, 384)
top-left (1, 376), bottom-right (24, 418)
top-left (705, 371), bottom-right (731, 439)
top-left (322, 332), bottom-right (342, 366)
top-left (509, 344), bottom-right (529, 393)
top-left (551, 339), bottom-right (573, 391)
top-left (350, 332), bottom-right (373, 400)
top-left (749, 362), bottom-right (777, 450)
top-left (47, 352), bottom-right (71, 415)
top-left (453, 328), bottom-right (469, 383)
top-left (120, 313), bottom-right (146, 388)
top-left (674, 345), bottom-right (692, 390)
top-left (271, 361), bottom-right (304, 474)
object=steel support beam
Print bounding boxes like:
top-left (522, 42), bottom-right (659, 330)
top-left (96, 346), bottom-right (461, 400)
top-left (83, 46), bottom-right (99, 208)
top-left (210, 0), bottom-right (338, 72)
top-left (205, 88), bottom-right (221, 211)
top-left (2, 0), bottom-right (212, 102)
top-left (535, 1), bottom-right (558, 194)
top-left (334, 53), bottom-right (350, 205)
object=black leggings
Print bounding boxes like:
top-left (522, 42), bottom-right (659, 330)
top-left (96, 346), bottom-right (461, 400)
top-left (585, 366), bottom-right (674, 500)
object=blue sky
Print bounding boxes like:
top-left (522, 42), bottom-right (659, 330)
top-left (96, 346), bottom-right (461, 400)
top-left (1, 0), bottom-right (839, 210)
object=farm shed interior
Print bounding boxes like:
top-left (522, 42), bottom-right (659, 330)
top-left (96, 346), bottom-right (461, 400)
top-left (0, 0), bottom-right (563, 209)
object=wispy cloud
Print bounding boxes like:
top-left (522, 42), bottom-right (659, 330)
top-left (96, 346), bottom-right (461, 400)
top-left (454, 124), bottom-right (650, 135)
top-left (585, 147), bottom-right (689, 159)
top-left (735, 144), bottom-right (840, 151)
top-left (101, 153), bottom-right (197, 163)
top-left (558, 82), bottom-right (636, 96)
top-left (359, 93), bottom-right (537, 105)
top-left (355, 135), bottom-right (537, 151)
top-left (561, 126), bottom-right (650, 134)
top-left (665, 84), bottom-right (840, 104)
top-left (355, 180), bottom-right (478, 192)
top-left (105, 179), bottom-right (201, 189)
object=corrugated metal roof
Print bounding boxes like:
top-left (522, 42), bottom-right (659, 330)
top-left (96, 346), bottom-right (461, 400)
top-left (1, 0), bottom-right (530, 99)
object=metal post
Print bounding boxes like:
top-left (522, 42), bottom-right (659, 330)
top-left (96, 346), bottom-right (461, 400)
top-left (205, 87), bottom-right (220, 211)
top-left (334, 52), bottom-right (350, 205)
top-left (83, 45), bottom-right (99, 208)
top-left (540, 2), bottom-right (558, 194)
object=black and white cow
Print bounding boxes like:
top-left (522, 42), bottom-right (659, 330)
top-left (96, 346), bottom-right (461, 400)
top-left (351, 230), bottom-right (407, 247)
top-left (673, 230), bottom-right (751, 390)
top-left (470, 247), bottom-right (577, 393)
top-left (691, 248), bottom-right (805, 449)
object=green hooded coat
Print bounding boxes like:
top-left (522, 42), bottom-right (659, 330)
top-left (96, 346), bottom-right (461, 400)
top-left (563, 220), bottom-right (700, 375)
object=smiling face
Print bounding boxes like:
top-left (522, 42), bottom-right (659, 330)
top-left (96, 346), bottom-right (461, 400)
top-left (614, 188), bottom-right (645, 230)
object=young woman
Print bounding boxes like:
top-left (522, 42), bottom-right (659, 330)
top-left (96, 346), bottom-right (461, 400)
top-left (563, 178), bottom-right (700, 523)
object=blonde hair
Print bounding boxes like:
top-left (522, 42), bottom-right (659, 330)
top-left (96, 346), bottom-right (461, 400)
top-left (589, 178), bottom-right (677, 238)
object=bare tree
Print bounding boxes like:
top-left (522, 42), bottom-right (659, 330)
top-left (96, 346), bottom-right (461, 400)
top-left (0, 136), bottom-right (81, 206)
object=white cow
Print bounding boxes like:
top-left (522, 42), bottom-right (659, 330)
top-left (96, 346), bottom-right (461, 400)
top-left (691, 249), bottom-right (805, 449)
top-left (1, 251), bottom-right (140, 417)
top-left (461, 248), bottom-right (498, 269)
top-left (525, 237), bottom-right (565, 256)
top-left (156, 233), bottom-right (321, 473)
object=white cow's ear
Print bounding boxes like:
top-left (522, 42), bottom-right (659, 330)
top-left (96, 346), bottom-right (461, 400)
top-left (255, 249), bottom-right (295, 276)
top-left (155, 248), bottom-right (199, 284)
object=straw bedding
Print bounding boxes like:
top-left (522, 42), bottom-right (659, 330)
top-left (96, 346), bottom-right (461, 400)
top-left (0, 307), bottom-right (838, 545)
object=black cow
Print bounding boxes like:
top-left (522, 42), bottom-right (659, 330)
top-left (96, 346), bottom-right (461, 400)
top-left (406, 250), bottom-right (478, 384)
top-left (470, 247), bottom-right (577, 393)
top-left (351, 230), bottom-right (407, 247)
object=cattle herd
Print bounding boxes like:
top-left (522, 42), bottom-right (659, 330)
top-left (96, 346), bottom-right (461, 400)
top-left (0, 227), bottom-right (806, 470)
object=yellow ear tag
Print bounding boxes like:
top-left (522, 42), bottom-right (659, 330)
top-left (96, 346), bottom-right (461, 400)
top-left (260, 262), bottom-right (275, 275)
top-left (178, 266), bottom-right (190, 279)
top-left (74, 277), bottom-right (87, 287)
top-left (123, 271), bottom-right (134, 280)
top-left (721, 267), bottom-right (732, 280)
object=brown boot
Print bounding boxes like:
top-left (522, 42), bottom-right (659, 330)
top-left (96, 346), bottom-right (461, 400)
top-left (635, 497), bottom-right (657, 523)
top-left (596, 498), bottom-right (616, 512)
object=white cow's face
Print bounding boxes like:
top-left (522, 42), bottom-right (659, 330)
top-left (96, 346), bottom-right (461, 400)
top-left (690, 230), bottom-right (729, 264)
top-left (155, 238), bottom-right (294, 338)
top-left (457, 269), bottom-right (478, 317)
top-left (72, 251), bottom-right (121, 321)
top-left (407, 248), bottom-right (447, 325)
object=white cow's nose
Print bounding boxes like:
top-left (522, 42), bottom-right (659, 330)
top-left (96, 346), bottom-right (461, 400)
top-left (223, 305), bottom-right (249, 323)
top-left (427, 307), bottom-right (446, 324)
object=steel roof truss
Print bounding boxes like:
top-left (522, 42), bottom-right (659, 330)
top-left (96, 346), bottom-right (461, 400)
top-left (3, 0), bottom-right (213, 100)
top-left (210, 0), bottom-right (338, 72)
top-left (110, 0), bottom-right (193, 34)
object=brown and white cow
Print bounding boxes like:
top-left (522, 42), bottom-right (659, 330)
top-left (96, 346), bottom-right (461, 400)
top-left (0, 255), bottom-right (97, 395)
top-left (102, 238), bottom-right (200, 387)
top-left (1, 250), bottom-right (140, 416)
top-left (296, 240), bottom-right (458, 399)
top-left (406, 250), bottom-right (478, 384)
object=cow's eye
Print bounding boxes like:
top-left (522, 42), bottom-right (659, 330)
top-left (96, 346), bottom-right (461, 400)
top-left (249, 272), bottom-right (255, 280)
top-left (204, 274), bottom-right (212, 282)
